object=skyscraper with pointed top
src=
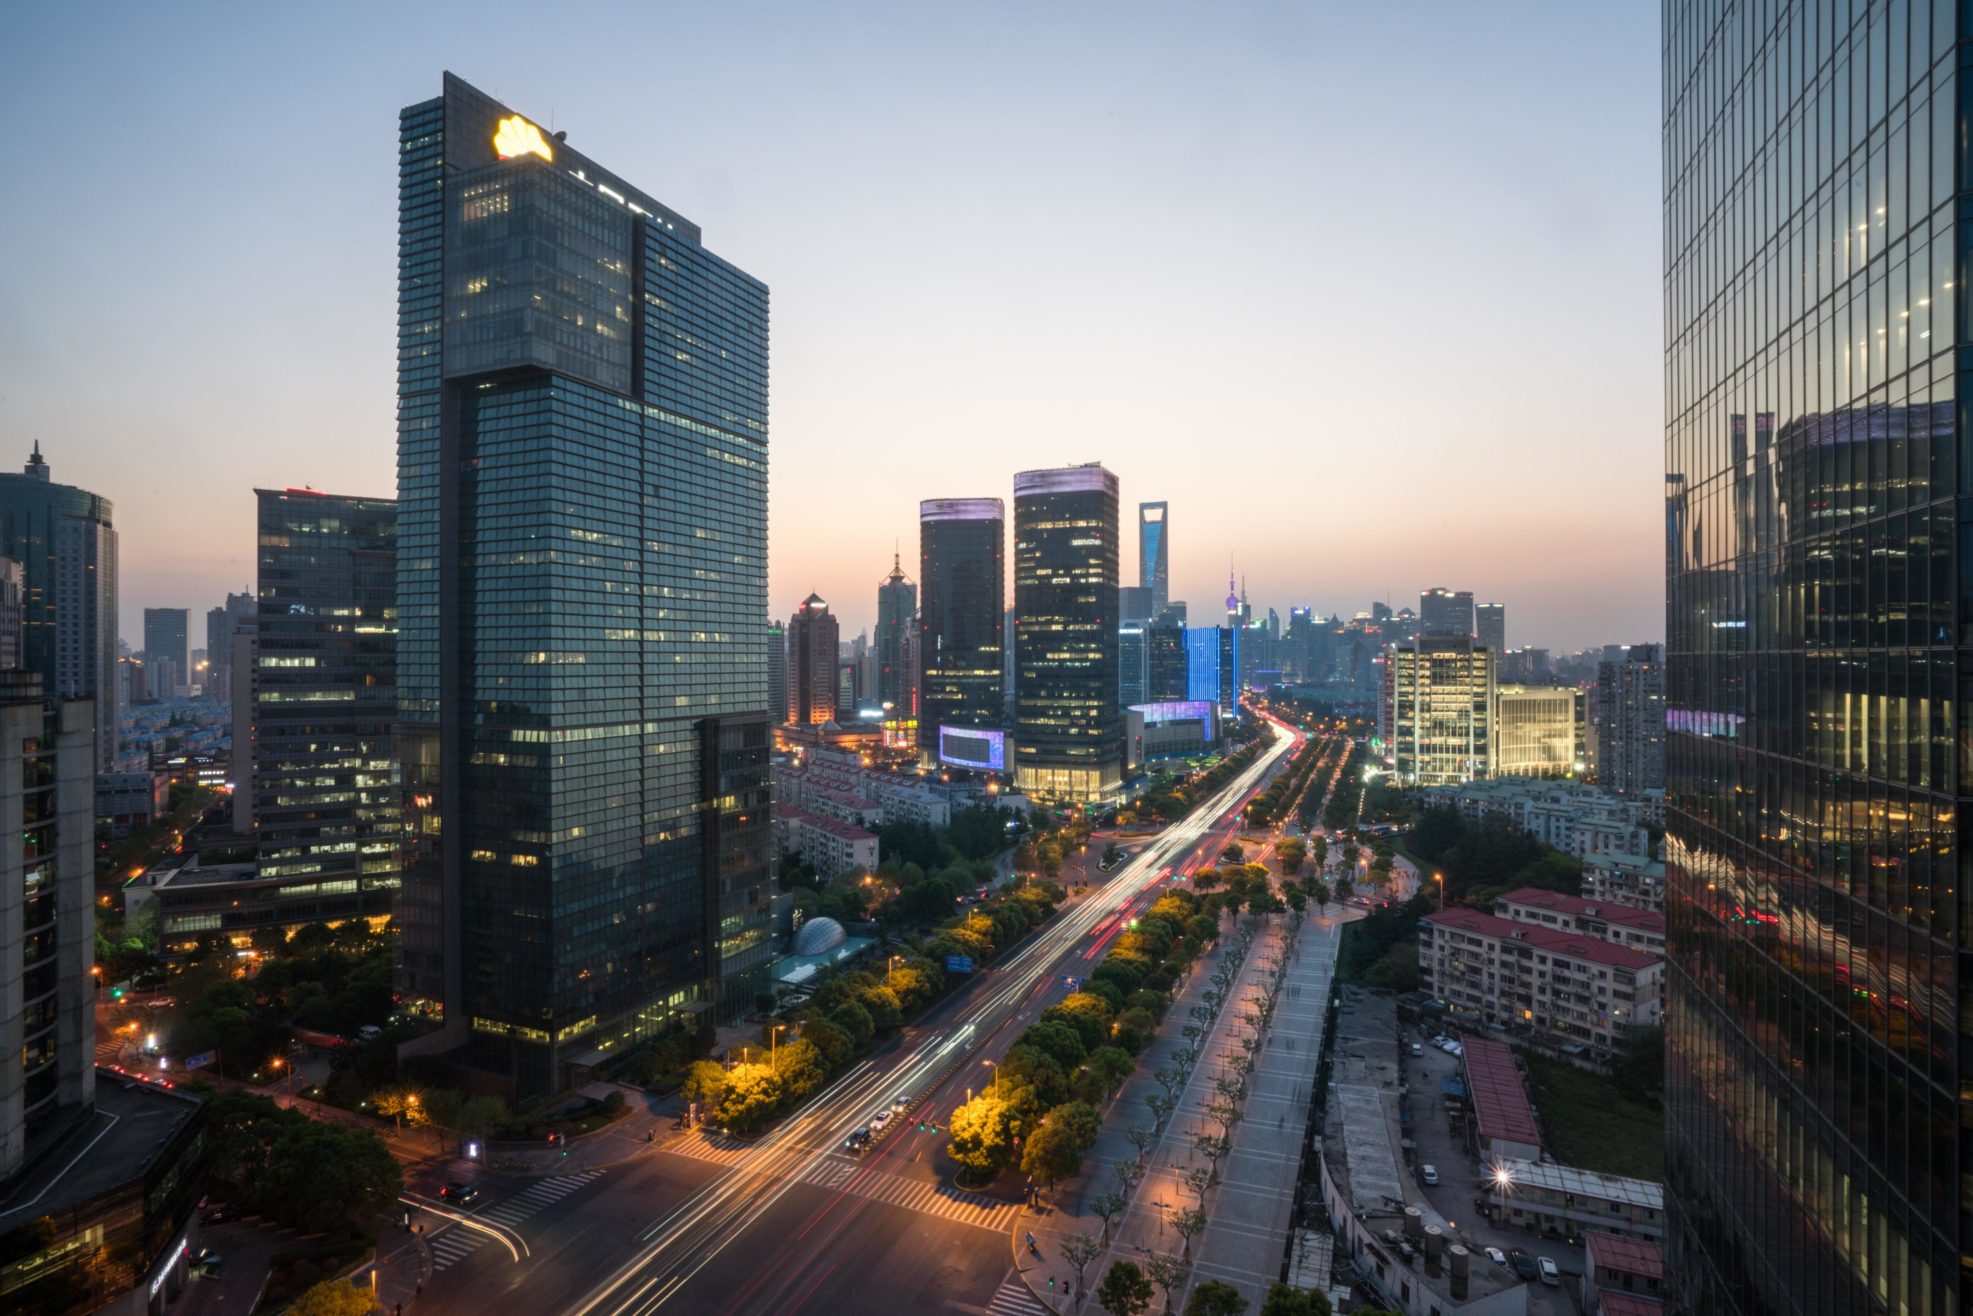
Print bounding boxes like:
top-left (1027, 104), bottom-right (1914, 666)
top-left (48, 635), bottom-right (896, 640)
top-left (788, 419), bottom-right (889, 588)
top-left (875, 551), bottom-right (917, 720)
top-left (1138, 501), bottom-right (1169, 618)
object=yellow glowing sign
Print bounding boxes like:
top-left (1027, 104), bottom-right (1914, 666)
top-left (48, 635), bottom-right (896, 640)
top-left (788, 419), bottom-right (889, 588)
top-left (493, 115), bottom-right (553, 162)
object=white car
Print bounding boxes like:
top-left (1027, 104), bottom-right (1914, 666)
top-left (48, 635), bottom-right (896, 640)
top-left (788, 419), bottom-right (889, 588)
top-left (1538, 1257), bottom-right (1560, 1286)
top-left (1410, 1042), bottom-right (1424, 1057)
top-left (870, 1109), bottom-right (893, 1131)
top-left (1420, 1164), bottom-right (1438, 1186)
top-left (1485, 1247), bottom-right (1508, 1267)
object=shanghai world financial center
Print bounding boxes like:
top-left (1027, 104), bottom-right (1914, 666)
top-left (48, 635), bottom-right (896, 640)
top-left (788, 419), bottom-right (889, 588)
top-left (1664, 3), bottom-right (1966, 1313)
top-left (395, 75), bottom-right (773, 1097)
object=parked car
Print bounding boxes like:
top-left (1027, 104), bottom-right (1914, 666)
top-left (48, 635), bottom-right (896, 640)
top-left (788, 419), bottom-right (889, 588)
top-left (1410, 1042), bottom-right (1424, 1057)
top-left (1539, 1257), bottom-right (1561, 1286)
top-left (1509, 1249), bottom-right (1538, 1281)
top-left (1485, 1247), bottom-right (1508, 1267)
top-left (843, 1127), bottom-right (872, 1154)
top-left (1420, 1164), bottom-right (1439, 1186)
top-left (438, 1183), bottom-right (480, 1206)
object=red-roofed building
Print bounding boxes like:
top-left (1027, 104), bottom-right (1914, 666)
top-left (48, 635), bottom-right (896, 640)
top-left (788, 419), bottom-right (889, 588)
top-left (1493, 886), bottom-right (1665, 956)
top-left (1420, 907), bottom-right (1663, 1052)
top-left (1584, 1232), bottom-right (1665, 1311)
top-left (1460, 1037), bottom-right (1544, 1163)
top-left (772, 802), bottom-right (879, 878)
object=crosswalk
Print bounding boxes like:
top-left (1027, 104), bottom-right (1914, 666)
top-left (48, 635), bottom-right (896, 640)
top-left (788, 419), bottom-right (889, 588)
top-left (790, 1157), bottom-right (1022, 1233)
top-left (987, 1272), bottom-right (1051, 1316)
top-left (428, 1171), bottom-right (606, 1271)
top-left (659, 1130), bottom-right (758, 1167)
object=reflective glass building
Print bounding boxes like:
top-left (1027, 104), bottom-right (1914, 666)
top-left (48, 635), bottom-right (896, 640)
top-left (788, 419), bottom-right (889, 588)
top-left (396, 74), bottom-right (772, 1096)
top-left (1013, 465), bottom-right (1121, 801)
top-left (1139, 501), bottom-right (1169, 618)
top-left (1664, 4), bottom-right (1964, 1311)
top-left (918, 498), bottom-right (1005, 758)
top-left (252, 489), bottom-right (398, 914)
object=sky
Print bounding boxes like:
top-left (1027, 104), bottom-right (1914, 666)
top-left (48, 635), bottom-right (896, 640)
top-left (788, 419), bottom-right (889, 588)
top-left (0, 2), bottom-right (1663, 653)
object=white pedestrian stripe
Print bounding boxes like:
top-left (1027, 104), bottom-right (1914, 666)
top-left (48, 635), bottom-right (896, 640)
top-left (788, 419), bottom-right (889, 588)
top-left (790, 1160), bottom-right (1020, 1232)
top-left (429, 1231), bottom-right (485, 1270)
top-left (481, 1172), bottom-right (606, 1226)
top-left (988, 1271), bottom-right (1050, 1315)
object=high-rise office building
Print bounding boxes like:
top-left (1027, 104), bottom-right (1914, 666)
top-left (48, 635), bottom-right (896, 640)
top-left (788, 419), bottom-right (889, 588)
top-left (1146, 614), bottom-right (1188, 701)
top-left (1592, 643), bottom-right (1666, 798)
top-left (230, 620), bottom-right (257, 836)
top-left (1491, 683), bottom-right (1579, 778)
top-left (0, 447), bottom-right (116, 770)
top-left (1184, 625), bottom-right (1240, 719)
top-left (1117, 621), bottom-right (1148, 710)
top-left (0, 558), bottom-right (22, 671)
top-left (875, 552), bottom-right (917, 717)
top-left (1118, 585), bottom-right (1153, 623)
top-left (143, 608), bottom-right (188, 685)
top-left (394, 74), bottom-right (771, 1094)
top-left (252, 490), bottom-right (398, 913)
top-left (918, 499), bottom-right (1005, 761)
top-left (787, 594), bottom-right (841, 726)
top-left (205, 591), bottom-right (254, 699)
top-left (1475, 601), bottom-right (1505, 653)
top-left (0, 673), bottom-right (94, 1180)
top-left (1664, 8), bottom-right (1964, 1311)
top-left (1014, 465), bottom-right (1121, 801)
top-left (1385, 636), bottom-right (1492, 787)
top-left (766, 619), bottom-right (787, 726)
top-left (1138, 501), bottom-right (1169, 618)
top-left (1418, 587), bottom-right (1473, 637)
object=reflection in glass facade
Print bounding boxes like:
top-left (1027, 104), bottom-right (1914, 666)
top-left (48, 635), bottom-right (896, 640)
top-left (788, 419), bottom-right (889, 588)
top-left (1013, 465), bottom-right (1121, 801)
top-left (396, 75), bottom-right (771, 1096)
top-left (1664, 4), bottom-right (1963, 1311)
top-left (918, 499), bottom-right (1004, 757)
top-left (1139, 501), bottom-right (1169, 618)
top-left (252, 490), bottom-right (397, 913)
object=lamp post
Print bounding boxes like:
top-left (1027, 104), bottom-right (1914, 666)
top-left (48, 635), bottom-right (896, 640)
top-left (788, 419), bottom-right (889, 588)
top-left (887, 954), bottom-right (902, 988)
top-left (982, 1058), bottom-right (999, 1095)
top-left (769, 1023), bottom-right (787, 1071)
top-left (1434, 871), bottom-right (1444, 911)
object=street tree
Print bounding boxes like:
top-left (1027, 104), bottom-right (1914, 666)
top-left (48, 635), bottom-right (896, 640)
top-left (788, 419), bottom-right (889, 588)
top-left (1146, 1251), bottom-right (1192, 1315)
top-left (946, 1090), bottom-right (1020, 1179)
top-left (289, 1280), bottom-right (379, 1316)
top-left (1061, 1232), bottom-right (1103, 1300)
top-left (1182, 1164), bottom-right (1214, 1203)
top-left (1097, 1260), bottom-right (1156, 1316)
top-left (1125, 1123), bottom-right (1156, 1157)
top-left (1171, 1206), bottom-right (1208, 1257)
top-left (1206, 1100), bottom-right (1244, 1138)
top-left (1147, 1092), bottom-right (1176, 1126)
top-left (1195, 1132), bottom-right (1230, 1183)
top-left (1113, 1155), bottom-right (1147, 1194)
top-left (1090, 1190), bottom-right (1128, 1240)
top-left (1184, 1279), bottom-right (1251, 1316)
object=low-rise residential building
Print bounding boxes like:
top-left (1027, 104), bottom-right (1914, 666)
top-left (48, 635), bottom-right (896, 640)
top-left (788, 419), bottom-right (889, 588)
top-left (1491, 887), bottom-right (1665, 956)
top-left (1460, 1038), bottom-right (1545, 1165)
top-left (772, 803), bottom-right (879, 878)
top-left (1581, 851), bottom-right (1665, 912)
top-left (1420, 908), bottom-right (1662, 1053)
top-left (1488, 1161), bottom-right (1665, 1243)
top-left (1426, 778), bottom-right (1651, 858)
top-left (1582, 1233), bottom-right (1665, 1312)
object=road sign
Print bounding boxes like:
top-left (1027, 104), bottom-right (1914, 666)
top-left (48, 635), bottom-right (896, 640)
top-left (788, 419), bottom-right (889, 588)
top-left (945, 956), bottom-right (975, 974)
top-left (184, 1052), bottom-right (215, 1070)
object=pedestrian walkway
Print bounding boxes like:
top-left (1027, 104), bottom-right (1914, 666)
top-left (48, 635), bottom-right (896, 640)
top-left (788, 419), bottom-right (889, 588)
top-left (428, 1227), bottom-right (485, 1272)
top-left (988, 1270), bottom-right (1053, 1316)
top-left (656, 1128), bottom-right (758, 1168)
top-left (478, 1169), bottom-right (606, 1227)
top-left (786, 1155), bottom-right (1020, 1231)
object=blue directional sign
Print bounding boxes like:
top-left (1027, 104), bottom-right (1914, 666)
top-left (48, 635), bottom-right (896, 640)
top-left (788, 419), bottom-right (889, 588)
top-left (945, 956), bottom-right (976, 974)
top-left (184, 1052), bottom-right (216, 1070)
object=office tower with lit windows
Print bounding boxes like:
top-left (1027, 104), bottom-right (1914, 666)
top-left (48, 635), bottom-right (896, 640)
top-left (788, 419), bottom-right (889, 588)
top-left (1475, 601), bottom-right (1505, 653)
top-left (1145, 613), bottom-right (1188, 701)
top-left (918, 499), bottom-right (1004, 762)
top-left (1138, 501), bottom-right (1169, 617)
top-left (252, 490), bottom-right (398, 915)
top-left (1385, 635), bottom-right (1492, 787)
top-left (874, 552), bottom-right (917, 717)
top-left (1118, 621), bottom-right (1147, 710)
top-left (0, 446), bottom-right (116, 771)
top-left (1417, 587), bottom-right (1473, 637)
top-left (394, 74), bottom-right (771, 1095)
top-left (766, 619), bottom-right (787, 725)
top-left (1013, 465), bottom-right (1121, 800)
top-left (786, 594), bottom-right (840, 726)
top-left (1592, 643), bottom-right (1666, 798)
top-left (1664, 5), bottom-right (1964, 1312)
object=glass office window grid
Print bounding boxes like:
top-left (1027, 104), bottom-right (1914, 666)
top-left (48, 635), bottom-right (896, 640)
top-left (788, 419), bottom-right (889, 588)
top-left (1387, 639), bottom-right (1492, 787)
top-left (1662, 3), bottom-right (1963, 1313)
top-left (254, 491), bottom-right (398, 904)
top-left (918, 504), bottom-right (1005, 741)
top-left (0, 475), bottom-right (117, 769)
top-left (397, 76), bottom-right (768, 1095)
top-left (1012, 468), bottom-right (1121, 801)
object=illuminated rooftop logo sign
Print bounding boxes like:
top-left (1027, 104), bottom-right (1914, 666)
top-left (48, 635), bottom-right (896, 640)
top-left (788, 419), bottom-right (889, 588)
top-left (493, 115), bottom-right (553, 162)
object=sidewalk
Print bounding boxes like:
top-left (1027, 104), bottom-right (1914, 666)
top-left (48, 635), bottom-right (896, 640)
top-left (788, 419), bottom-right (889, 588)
top-left (484, 1083), bottom-right (674, 1175)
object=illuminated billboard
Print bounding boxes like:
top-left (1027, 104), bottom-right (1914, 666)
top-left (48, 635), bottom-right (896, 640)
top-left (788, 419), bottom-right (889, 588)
top-left (939, 726), bottom-right (1006, 771)
top-left (1129, 700), bottom-right (1215, 725)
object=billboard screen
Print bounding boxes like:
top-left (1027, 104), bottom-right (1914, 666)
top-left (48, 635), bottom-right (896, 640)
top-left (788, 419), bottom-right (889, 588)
top-left (939, 726), bottom-right (1006, 770)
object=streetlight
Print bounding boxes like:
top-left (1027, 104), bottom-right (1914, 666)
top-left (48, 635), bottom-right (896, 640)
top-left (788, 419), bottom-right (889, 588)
top-left (1434, 871), bottom-right (1445, 911)
top-left (887, 954), bottom-right (902, 988)
top-left (982, 1059), bottom-right (1000, 1095)
top-left (768, 1023), bottom-right (787, 1071)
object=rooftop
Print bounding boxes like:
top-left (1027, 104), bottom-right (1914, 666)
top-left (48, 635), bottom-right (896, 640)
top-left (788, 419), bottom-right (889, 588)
top-left (1596, 1295), bottom-right (1666, 1316)
top-left (1497, 1160), bottom-right (1664, 1212)
top-left (1425, 908), bottom-right (1662, 971)
top-left (1586, 1231), bottom-right (1666, 1281)
top-left (1461, 1038), bottom-right (1544, 1155)
top-left (0, 1076), bottom-right (203, 1234)
top-left (1493, 887), bottom-right (1665, 934)
top-left (773, 802), bottom-right (877, 843)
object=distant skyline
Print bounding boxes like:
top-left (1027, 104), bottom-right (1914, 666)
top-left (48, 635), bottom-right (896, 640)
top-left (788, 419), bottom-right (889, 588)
top-left (1, 2), bottom-right (1662, 653)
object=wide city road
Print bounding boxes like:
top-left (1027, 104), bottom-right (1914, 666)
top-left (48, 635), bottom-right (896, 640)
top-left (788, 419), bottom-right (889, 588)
top-left (410, 716), bottom-right (1301, 1316)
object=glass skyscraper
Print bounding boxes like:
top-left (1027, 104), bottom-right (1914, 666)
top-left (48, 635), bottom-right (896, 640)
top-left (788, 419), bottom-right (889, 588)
top-left (252, 489), bottom-right (398, 920)
top-left (875, 553), bottom-right (917, 717)
top-left (1013, 465), bottom-right (1121, 801)
top-left (395, 74), bottom-right (771, 1096)
top-left (918, 498), bottom-right (1005, 761)
top-left (1664, 4), bottom-right (1962, 1311)
top-left (1139, 501), bottom-right (1169, 618)
top-left (0, 446), bottom-right (116, 770)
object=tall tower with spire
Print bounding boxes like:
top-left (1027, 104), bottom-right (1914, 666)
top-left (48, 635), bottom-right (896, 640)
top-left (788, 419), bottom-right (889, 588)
top-left (875, 549), bottom-right (918, 721)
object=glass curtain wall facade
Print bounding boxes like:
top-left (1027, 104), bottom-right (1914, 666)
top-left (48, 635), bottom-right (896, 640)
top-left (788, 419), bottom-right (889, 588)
top-left (1663, 3), bottom-right (1965, 1312)
top-left (875, 555), bottom-right (916, 716)
top-left (1387, 636), bottom-right (1493, 787)
top-left (918, 499), bottom-right (1005, 757)
top-left (1013, 465), bottom-right (1121, 802)
top-left (253, 489), bottom-right (398, 916)
top-left (1139, 501), bottom-right (1169, 617)
top-left (0, 457), bottom-right (116, 771)
top-left (395, 74), bottom-right (770, 1097)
